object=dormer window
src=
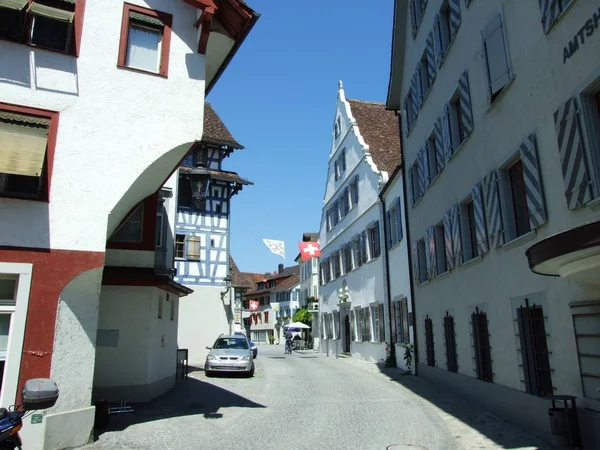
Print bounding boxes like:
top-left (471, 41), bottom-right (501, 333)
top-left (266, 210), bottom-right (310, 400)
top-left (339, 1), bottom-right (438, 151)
top-left (334, 116), bottom-right (342, 138)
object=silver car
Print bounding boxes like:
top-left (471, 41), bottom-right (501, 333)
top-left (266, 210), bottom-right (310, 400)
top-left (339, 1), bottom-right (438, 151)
top-left (204, 335), bottom-right (255, 377)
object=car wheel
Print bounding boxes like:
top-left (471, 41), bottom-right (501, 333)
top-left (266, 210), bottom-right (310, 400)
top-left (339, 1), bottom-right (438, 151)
top-left (205, 370), bottom-right (213, 378)
top-left (247, 365), bottom-right (254, 378)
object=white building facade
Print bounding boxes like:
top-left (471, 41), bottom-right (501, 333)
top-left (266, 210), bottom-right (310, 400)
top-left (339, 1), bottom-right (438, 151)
top-left (295, 232), bottom-right (321, 349)
top-left (0, 0), bottom-right (258, 448)
top-left (319, 82), bottom-right (402, 363)
top-left (387, 0), bottom-right (600, 446)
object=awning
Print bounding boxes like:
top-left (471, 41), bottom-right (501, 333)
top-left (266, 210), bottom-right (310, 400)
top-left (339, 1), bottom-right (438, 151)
top-left (29, 2), bottom-right (75, 22)
top-left (102, 266), bottom-right (194, 297)
top-left (130, 11), bottom-right (164, 27)
top-left (0, 0), bottom-right (28, 10)
top-left (525, 219), bottom-right (600, 285)
top-left (0, 117), bottom-right (49, 177)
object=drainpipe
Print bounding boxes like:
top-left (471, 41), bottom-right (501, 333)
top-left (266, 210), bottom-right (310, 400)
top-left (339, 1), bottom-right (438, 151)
top-left (397, 112), bottom-right (419, 376)
top-left (378, 195), bottom-right (395, 354)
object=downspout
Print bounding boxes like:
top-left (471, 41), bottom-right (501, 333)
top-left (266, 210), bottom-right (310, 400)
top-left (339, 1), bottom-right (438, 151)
top-left (378, 194), bottom-right (395, 363)
top-left (397, 112), bottom-right (419, 376)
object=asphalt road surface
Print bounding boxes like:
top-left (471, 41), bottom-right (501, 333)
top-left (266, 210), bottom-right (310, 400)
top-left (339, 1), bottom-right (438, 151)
top-left (83, 345), bottom-right (551, 450)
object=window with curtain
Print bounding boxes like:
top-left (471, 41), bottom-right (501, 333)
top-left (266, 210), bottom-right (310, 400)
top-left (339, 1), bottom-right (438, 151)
top-left (126, 13), bottom-right (163, 73)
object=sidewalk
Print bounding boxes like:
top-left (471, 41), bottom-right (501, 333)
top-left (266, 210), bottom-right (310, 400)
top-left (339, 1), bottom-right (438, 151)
top-left (335, 356), bottom-right (554, 450)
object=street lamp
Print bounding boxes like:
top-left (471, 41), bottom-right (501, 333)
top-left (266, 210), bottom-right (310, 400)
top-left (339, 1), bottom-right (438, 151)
top-left (221, 275), bottom-right (233, 334)
top-left (337, 285), bottom-right (350, 303)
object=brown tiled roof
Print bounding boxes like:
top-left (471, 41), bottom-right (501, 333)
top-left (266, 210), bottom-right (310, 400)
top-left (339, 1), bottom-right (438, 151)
top-left (302, 232), bottom-right (319, 242)
top-left (267, 265), bottom-right (299, 281)
top-left (347, 99), bottom-right (401, 173)
top-left (179, 167), bottom-right (253, 185)
top-left (244, 265), bottom-right (300, 295)
top-left (229, 256), bottom-right (262, 289)
top-left (273, 272), bottom-right (300, 291)
top-left (203, 102), bottom-right (244, 149)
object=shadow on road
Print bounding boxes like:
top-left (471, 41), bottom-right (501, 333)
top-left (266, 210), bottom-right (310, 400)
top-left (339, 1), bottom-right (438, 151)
top-left (93, 375), bottom-right (265, 440)
top-left (373, 362), bottom-right (552, 450)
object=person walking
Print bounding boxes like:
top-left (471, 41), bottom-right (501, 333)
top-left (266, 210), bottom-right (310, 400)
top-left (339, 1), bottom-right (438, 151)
top-left (284, 328), bottom-right (293, 354)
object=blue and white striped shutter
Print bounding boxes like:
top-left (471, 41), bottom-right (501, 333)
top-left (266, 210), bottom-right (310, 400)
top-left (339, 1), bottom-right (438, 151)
top-left (410, 74), bottom-right (419, 122)
top-left (415, 67), bottom-right (423, 110)
top-left (483, 169), bottom-right (505, 248)
top-left (426, 32), bottom-right (437, 86)
top-left (434, 117), bottom-right (445, 171)
top-left (423, 145), bottom-right (430, 187)
top-left (553, 98), bottom-right (593, 210)
top-left (409, 0), bottom-right (418, 38)
top-left (443, 210), bottom-right (455, 270)
top-left (426, 226), bottom-right (437, 279)
top-left (450, 204), bottom-right (463, 266)
top-left (471, 183), bottom-right (488, 255)
top-left (538, 0), bottom-right (561, 34)
top-left (449, 0), bottom-right (461, 39)
top-left (417, 148), bottom-right (427, 194)
top-left (423, 230), bottom-right (432, 280)
top-left (412, 241), bottom-right (420, 283)
top-left (458, 71), bottom-right (474, 137)
top-left (442, 104), bottom-right (453, 162)
top-left (519, 135), bottom-right (547, 228)
top-left (433, 14), bottom-right (444, 69)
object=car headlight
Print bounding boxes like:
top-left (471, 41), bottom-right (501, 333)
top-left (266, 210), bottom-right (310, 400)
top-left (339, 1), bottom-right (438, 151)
top-left (206, 355), bottom-right (215, 360)
top-left (242, 356), bottom-right (251, 361)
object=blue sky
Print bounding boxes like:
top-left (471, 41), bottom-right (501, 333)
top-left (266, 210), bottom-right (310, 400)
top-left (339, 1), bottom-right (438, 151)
top-left (208, 0), bottom-right (395, 274)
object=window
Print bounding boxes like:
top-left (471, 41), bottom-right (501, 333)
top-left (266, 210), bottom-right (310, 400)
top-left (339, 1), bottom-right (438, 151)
top-left (182, 151), bottom-right (195, 168)
top-left (482, 11), bottom-right (511, 103)
top-left (178, 174), bottom-right (208, 211)
top-left (424, 315), bottom-right (435, 367)
top-left (362, 308), bottom-right (371, 342)
top-left (386, 199), bottom-right (403, 249)
top-left (0, 0), bottom-right (85, 56)
top-left (434, 223), bottom-right (447, 274)
top-left (409, 0), bottom-right (424, 37)
top-left (111, 204), bottom-right (144, 242)
top-left (349, 176), bottom-right (359, 207)
top-left (426, 133), bottom-right (441, 181)
top-left (516, 299), bottom-right (552, 396)
top-left (155, 205), bottom-right (164, 247)
top-left (419, 50), bottom-right (431, 96)
top-left (372, 304), bottom-right (385, 342)
top-left (332, 251), bottom-right (340, 279)
top-left (264, 311), bottom-right (269, 323)
top-left (170, 296), bottom-right (175, 321)
top-left (0, 105), bottom-right (58, 201)
top-left (508, 160), bottom-right (531, 238)
top-left (443, 311), bottom-right (458, 373)
top-left (118, 3), bottom-right (172, 76)
top-left (538, 0), bottom-right (573, 34)
top-left (186, 235), bottom-right (201, 260)
top-left (158, 295), bottom-right (163, 319)
top-left (334, 160), bottom-right (340, 181)
top-left (334, 116), bottom-right (341, 138)
top-left (175, 234), bottom-right (185, 258)
top-left (367, 222), bottom-right (381, 259)
top-left (417, 238), bottom-right (427, 284)
top-left (394, 299), bottom-right (409, 343)
top-left (210, 239), bottom-right (215, 248)
top-left (343, 243), bottom-right (353, 273)
top-left (471, 307), bottom-right (493, 382)
top-left (459, 198), bottom-right (478, 262)
top-left (449, 92), bottom-right (467, 147)
top-left (434, 3), bottom-right (452, 65)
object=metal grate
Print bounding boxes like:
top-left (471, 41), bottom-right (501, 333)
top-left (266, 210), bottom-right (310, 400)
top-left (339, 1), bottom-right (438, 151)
top-left (517, 299), bottom-right (553, 396)
top-left (443, 311), bottom-right (458, 373)
top-left (425, 315), bottom-right (435, 367)
top-left (472, 307), bottom-right (493, 382)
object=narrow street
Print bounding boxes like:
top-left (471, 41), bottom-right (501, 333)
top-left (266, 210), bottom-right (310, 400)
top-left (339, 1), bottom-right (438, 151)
top-left (83, 346), bottom-right (551, 450)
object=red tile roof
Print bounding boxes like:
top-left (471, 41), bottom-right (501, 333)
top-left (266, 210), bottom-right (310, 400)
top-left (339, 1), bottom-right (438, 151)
top-left (347, 99), bottom-right (402, 173)
top-left (203, 102), bottom-right (244, 149)
top-left (230, 256), bottom-right (262, 289)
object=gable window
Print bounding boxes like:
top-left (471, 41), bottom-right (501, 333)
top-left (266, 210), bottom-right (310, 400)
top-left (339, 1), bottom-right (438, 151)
top-left (118, 3), bottom-right (172, 77)
top-left (175, 234), bottom-right (185, 258)
top-left (0, 105), bottom-right (58, 201)
top-left (186, 235), bottom-right (201, 260)
top-left (334, 116), bottom-right (341, 138)
top-left (0, 0), bottom-right (85, 56)
top-left (482, 11), bottom-right (512, 103)
top-left (111, 204), bottom-right (144, 242)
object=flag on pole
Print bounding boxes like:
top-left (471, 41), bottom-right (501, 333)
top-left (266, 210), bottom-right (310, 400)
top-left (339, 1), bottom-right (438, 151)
top-left (263, 238), bottom-right (285, 259)
top-left (249, 300), bottom-right (259, 311)
top-left (298, 241), bottom-right (321, 261)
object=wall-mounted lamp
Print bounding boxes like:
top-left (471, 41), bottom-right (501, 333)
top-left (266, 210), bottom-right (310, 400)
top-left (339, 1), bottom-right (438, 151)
top-left (337, 285), bottom-right (350, 302)
top-left (220, 275), bottom-right (232, 301)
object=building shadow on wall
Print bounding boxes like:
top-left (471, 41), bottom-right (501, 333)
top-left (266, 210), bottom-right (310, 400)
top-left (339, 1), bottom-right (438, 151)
top-left (374, 363), bottom-right (554, 450)
top-left (93, 375), bottom-right (265, 439)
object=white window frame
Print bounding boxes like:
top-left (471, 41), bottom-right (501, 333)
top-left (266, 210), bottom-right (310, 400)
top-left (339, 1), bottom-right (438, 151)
top-left (0, 263), bottom-right (32, 408)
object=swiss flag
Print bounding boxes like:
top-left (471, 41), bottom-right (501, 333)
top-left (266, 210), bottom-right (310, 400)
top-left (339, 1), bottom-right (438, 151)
top-left (299, 241), bottom-right (321, 261)
top-left (249, 300), bottom-right (259, 311)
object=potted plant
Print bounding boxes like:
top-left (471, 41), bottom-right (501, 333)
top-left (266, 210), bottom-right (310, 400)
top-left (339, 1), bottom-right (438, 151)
top-left (268, 335), bottom-right (275, 345)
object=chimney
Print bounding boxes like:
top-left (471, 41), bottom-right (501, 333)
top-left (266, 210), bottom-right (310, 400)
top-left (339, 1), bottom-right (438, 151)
top-left (278, 263), bottom-right (284, 274)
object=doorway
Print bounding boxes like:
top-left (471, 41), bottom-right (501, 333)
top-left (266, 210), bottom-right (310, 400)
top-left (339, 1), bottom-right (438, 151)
top-left (344, 315), bottom-right (351, 353)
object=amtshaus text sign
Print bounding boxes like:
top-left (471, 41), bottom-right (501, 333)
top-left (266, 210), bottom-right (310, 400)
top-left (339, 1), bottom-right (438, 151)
top-left (564, 6), bottom-right (600, 64)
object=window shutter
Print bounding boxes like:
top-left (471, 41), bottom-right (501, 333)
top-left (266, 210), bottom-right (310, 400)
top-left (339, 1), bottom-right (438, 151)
top-left (0, 119), bottom-right (49, 177)
top-left (519, 135), bottom-right (547, 228)
top-left (410, 73), bottom-right (419, 121)
top-left (448, 0), bottom-right (462, 39)
top-left (424, 226), bottom-right (437, 279)
top-left (434, 117), bottom-right (445, 171)
top-left (354, 175), bottom-right (360, 203)
top-left (417, 148), bottom-right (427, 195)
top-left (433, 13), bottom-right (444, 68)
top-left (471, 183), bottom-right (489, 255)
top-left (415, 67), bottom-right (423, 110)
top-left (362, 230), bottom-right (369, 262)
top-left (458, 71), bottom-right (474, 137)
top-left (379, 303), bottom-right (385, 342)
top-left (450, 204), bottom-right (463, 266)
top-left (409, 166), bottom-right (416, 205)
top-left (374, 220), bottom-right (381, 257)
top-left (443, 209), bottom-right (455, 270)
top-left (392, 302), bottom-right (398, 344)
top-left (411, 242), bottom-right (420, 283)
top-left (483, 169), bottom-right (505, 248)
top-left (425, 31), bottom-right (437, 85)
top-left (482, 13), bottom-right (510, 99)
top-left (465, 0), bottom-right (472, 7)
top-left (538, 0), bottom-right (562, 34)
top-left (409, 0), bottom-right (418, 38)
top-left (186, 235), bottom-right (201, 260)
top-left (553, 98), bottom-right (593, 210)
top-left (396, 200), bottom-right (403, 242)
top-left (442, 104), bottom-right (453, 162)
top-left (386, 210), bottom-right (392, 249)
top-left (401, 298), bottom-right (409, 343)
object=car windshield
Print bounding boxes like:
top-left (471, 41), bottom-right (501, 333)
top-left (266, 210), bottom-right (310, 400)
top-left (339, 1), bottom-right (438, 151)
top-left (214, 338), bottom-right (249, 350)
